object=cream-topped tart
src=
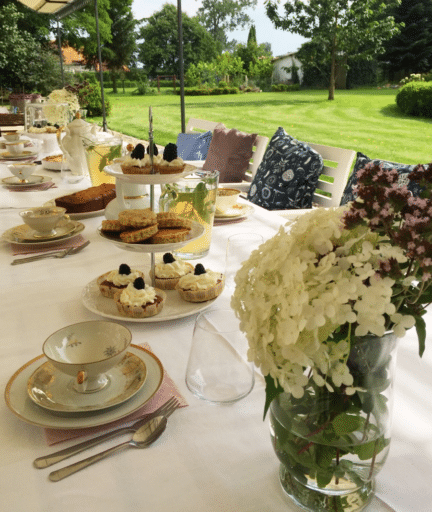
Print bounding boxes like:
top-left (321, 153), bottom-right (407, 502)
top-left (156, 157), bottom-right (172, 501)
top-left (157, 143), bottom-right (185, 174)
top-left (97, 264), bottom-right (144, 298)
top-left (151, 252), bottom-right (194, 290)
top-left (176, 263), bottom-right (224, 302)
top-left (120, 143), bottom-right (161, 174)
top-left (115, 277), bottom-right (166, 318)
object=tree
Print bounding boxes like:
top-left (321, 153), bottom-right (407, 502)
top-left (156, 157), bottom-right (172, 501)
top-left (266, 0), bottom-right (401, 100)
top-left (196, 0), bottom-right (258, 52)
top-left (247, 24), bottom-right (257, 46)
top-left (137, 4), bottom-right (218, 77)
top-left (381, 0), bottom-right (432, 78)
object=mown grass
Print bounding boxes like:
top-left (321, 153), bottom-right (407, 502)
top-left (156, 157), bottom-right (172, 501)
top-left (93, 88), bottom-right (432, 165)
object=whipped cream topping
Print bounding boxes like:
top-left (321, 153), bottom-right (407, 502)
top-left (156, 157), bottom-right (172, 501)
top-left (122, 154), bottom-right (151, 167)
top-left (155, 260), bottom-right (192, 278)
top-left (107, 269), bottom-right (142, 286)
top-left (119, 282), bottom-right (156, 306)
top-left (178, 270), bottom-right (220, 291)
top-left (159, 157), bottom-right (184, 167)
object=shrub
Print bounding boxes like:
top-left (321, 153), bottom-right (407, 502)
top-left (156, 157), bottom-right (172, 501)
top-left (178, 86), bottom-right (238, 96)
top-left (396, 82), bottom-right (432, 117)
top-left (218, 80), bottom-right (228, 88)
top-left (78, 81), bottom-right (111, 117)
top-left (399, 73), bottom-right (425, 86)
top-left (271, 83), bottom-right (300, 92)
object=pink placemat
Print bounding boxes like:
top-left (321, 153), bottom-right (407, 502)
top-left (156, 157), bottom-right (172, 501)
top-left (44, 343), bottom-right (188, 446)
top-left (10, 234), bottom-right (87, 256)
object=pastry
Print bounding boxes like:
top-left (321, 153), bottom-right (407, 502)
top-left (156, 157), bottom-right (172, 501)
top-left (115, 277), bottom-right (166, 318)
top-left (176, 263), bottom-right (224, 302)
top-left (119, 224), bottom-right (158, 243)
top-left (156, 212), bottom-right (192, 229)
top-left (55, 184), bottom-right (116, 213)
top-left (151, 252), bottom-right (194, 289)
top-left (157, 143), bottom-right (186, 174)
top-left (118, 208), bottom-right (157, 228)
top-left (97, 263), bottom-right (144, 298)
top-left (101, 219), bottom-right (124, 233)
top-left (120, 143), bottom-right (152, 174)
top-left (147, 228), bottom-right (190, 244)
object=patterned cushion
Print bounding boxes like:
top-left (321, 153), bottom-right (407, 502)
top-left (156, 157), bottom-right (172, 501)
top-left (340, 152), bottom-right (424, 205)
top-left (176, 131), bottom-right (212, 161)
top-left (202, 124), bottom-right (257, 183)
top-left (247, 127), bottom-right (324, 210)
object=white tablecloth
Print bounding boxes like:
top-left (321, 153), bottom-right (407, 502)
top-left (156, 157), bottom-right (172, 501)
top-left (0, 167), bottom-right (431, 512)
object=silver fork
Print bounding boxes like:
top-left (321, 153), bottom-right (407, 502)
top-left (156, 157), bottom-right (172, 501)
top-left (34, 397), bottom-right (179, 469)
top-left (11, 240), bottom-right (90, 265)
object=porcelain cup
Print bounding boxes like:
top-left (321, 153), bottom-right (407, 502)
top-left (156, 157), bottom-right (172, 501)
top-left (6, 141), bottom-right (25, 154)
top-left (43, 321), bottom-right (132, 393)
top-left (3, 131), bottom-right (20, 142)
top-left (8, 163), bottom-right (39, 182)
top-left (20, 206), bottom-right (67, 236)
top-left (216, 188), bottom-right (241, 212)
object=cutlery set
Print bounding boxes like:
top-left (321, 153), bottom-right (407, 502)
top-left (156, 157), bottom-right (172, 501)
top-left (35, 397), bottom-right (179, 481)
top-left (11, 240), bottom-right (90, 265)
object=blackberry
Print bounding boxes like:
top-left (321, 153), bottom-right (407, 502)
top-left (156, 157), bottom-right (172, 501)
top-left (146, 142), bottom-right (159, 156)
top-left (131, 143), bottom-right (145, 160)
top-left (163, 143), bottom-right (178, 162)
top-left (119, 263), bottom-right (131, 275)
top-left (194, 264), bottom-right (206, 275)
top-left (163, 253), bottom-right (175, 264)
top-left (133, 277), bottom-right (145, 289)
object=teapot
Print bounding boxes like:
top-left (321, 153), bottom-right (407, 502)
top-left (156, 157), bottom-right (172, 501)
top-left (57, 116), bottom-right (93, 177)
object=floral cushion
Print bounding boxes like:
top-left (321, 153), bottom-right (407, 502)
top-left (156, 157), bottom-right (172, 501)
top-left (202, 124), bottom-right (257, 182)
top-left (247, 127), bottom-right (323, 210)
top-left (340, 152), bottom-right (424, 205)
top-left (176, 131), bottom-right (212, 161)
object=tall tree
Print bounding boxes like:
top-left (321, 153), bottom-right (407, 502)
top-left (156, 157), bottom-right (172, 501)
top-left (381, 0), bottom-right (432, 77)
top-left (247, 24), bottom-right (257, 46)
top-left (138, 4), bottom-right (218, 77)
top-left (266, 0), bottom-right (401, 100)
top-left (196, 0), bottom-right (258, 52)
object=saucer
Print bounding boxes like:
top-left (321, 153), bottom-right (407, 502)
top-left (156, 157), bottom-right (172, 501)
top-left (0, 148), bottom-right (38, 160)
top-left (2, 220), bottom-right (85, 245)
top-left (214, 204), bottom-right (254, 219)
top-left (5, 345), bottom-right (164, 429)
top-left (2, 175), bottom-right (49, 187)
top-left (27, 352), bottom-right (147, 413)
top-left (18, 221), bottom-right (76, 241)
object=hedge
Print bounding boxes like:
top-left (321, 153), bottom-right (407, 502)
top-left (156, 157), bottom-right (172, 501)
top-left (177, 87), bottom-right (239, 96)
top-left (396, 82), bottom-right (432, 118)
top-left (271, 83), bottom-right (301, 92)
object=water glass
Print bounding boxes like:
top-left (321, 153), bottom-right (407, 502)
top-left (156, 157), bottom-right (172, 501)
top-left (83, 132), bottom-right (122, 186)
top-left (185, 308), bottom-right (254, 404)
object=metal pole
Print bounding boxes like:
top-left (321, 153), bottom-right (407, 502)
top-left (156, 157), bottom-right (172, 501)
top-left (94, 0), bottom-right (107, 131)
top-left (177, 0), bottom-right (185, 133)
top-left (57, 20), bottom-right (65, 87)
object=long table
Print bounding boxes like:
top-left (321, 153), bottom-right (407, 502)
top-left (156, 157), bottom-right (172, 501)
top-left (0, 165), bottom-right (431, 512)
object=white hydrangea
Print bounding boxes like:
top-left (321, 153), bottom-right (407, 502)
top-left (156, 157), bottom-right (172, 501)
top-left (43, 89), bottom-right (80, 125)
top-left (231, 206), bottom-right (412, 397)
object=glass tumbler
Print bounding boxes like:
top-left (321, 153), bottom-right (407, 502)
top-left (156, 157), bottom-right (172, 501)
top-left (185, 308), bottom-right (255, 404)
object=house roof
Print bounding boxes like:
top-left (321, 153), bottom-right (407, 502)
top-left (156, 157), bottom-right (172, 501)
top-left (272, 52), bottom-right (298, 63)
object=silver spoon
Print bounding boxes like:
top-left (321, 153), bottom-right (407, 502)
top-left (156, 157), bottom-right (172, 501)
top-left (49, 415), bottom-right (167, 482)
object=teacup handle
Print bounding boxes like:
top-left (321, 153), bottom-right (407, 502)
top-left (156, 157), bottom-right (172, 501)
top-left (75, 370), bottom-right (88, 393)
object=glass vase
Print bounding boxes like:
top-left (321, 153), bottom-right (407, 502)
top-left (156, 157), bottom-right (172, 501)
top-left (269, 332), bottom-right (398, 512)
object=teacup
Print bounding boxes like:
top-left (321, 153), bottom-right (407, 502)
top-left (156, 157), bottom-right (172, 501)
top-left (5, 140), bottom-right (25, 155)
top-left (3, 131), bottom-right (20, 142)
top-left (43, 321), bottom-right (132, 393)
top-left (20, 206), bottom-right (67, 237)
top-left (8, 163), bottom-right (39, 182)
top-left (216, 188), bottom-right (241, 212)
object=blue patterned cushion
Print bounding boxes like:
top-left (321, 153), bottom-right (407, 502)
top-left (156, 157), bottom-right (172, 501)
top-left (340, 152), bottom-right (424, 205)
top-left (176, 131), bottom-right (212, 161)
top-left (247, 127), bottom-right (324, 210)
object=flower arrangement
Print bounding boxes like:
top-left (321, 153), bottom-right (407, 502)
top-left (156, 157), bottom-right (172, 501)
top-left (43, 88), bottom-right (80, 125)
top-left (231, 161), bottom-right (431, 411)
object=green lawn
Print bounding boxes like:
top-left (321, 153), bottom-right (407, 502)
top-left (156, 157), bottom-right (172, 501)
top-left (93, 88), bottom-right (432, 165)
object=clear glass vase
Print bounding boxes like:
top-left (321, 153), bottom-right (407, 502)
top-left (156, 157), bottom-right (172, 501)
top-left (269, 332), bottom-right (398, 512)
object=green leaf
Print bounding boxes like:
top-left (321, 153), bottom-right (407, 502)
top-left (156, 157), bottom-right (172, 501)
top-left (316, 468), bottom-right (334, 488)
top-left (414, 315), bottom-right (426, 357)
top-left (353, 436), bottom-right (390, 461)
top-left (263, 374), bottom-right (284, 419)
top-left (332, 413), bottom-right (362, 435)
top-left (316, 445), bottom-right (337, 469)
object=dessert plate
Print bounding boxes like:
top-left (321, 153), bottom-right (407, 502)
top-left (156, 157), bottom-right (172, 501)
top-left (0, 148), bottom-right (38, 160)
top-left (214, 204), bottom-right (254, 219)
top-left (98, 221), bottom-right (205, 253)
top-left (82, 278), bottom-right (216, 323)
top-left (1, 221), bottom-right (85, 245)
top-left (27, 352), bottom-right (147, 413)
top-left (44, 198), bottom-right (104, 219)
top-left (104, 163), bottom-right (195, 184)
top-left (2, 175), bottom-right (51, 187)
top-left (5, 345), bottom-right (163, 429)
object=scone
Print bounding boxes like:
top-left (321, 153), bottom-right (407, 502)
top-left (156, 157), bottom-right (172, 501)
top-left (147, 228), bottom-right (189, 244)
top-left (115, 277), bottom-right (166, 318)
top-left (176, 263), bottom-right (224, 302)
top-left (119, 224), bottom-right (158, 243)
top-left (157, 143), bottom-right (185, 174)
top-left (156, 212), bottom-right (192, 229)
top-left (97, 264), bottom-right (144, 298)
top-left (118, 208), bottom-right (157, 228)
top-left (151, 252), bottom-right (194, 290)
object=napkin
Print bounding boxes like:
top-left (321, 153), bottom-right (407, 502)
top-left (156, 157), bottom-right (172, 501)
top-left (10, 234), bottom-right (87, 256)
top-left (44, 343), bottom-right (188, 446)
top-left (5, 181), bottom-right (56, 192)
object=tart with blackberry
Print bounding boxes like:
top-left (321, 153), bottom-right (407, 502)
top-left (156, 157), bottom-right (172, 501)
top-left (157, 143), bottom-right (186, 174)
top-left (115, 277), bottom-right (166, 318)
top-left (151, 252), bottom-right (194, 290)
top-left (176, 263), bottom-right (224, 302)
top-left (97, 263), bottom-right (145, 298)
top-left (120, 143), bottom-right (152, 174)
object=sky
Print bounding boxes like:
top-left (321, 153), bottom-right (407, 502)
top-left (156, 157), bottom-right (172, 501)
top-left (131, 0), bottom-right (307, 58)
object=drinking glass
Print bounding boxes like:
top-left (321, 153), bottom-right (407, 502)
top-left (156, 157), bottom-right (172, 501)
top-left (159, 170), bottom-right (219, 259)
top-left (83, 132), bottom-right (122, 186)
top-left (225, 233), bottom-right (264, 293)
top-left (61, 153), bottom-right (85, 184)
top-left (185, 308), bottom-right (254, 404)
